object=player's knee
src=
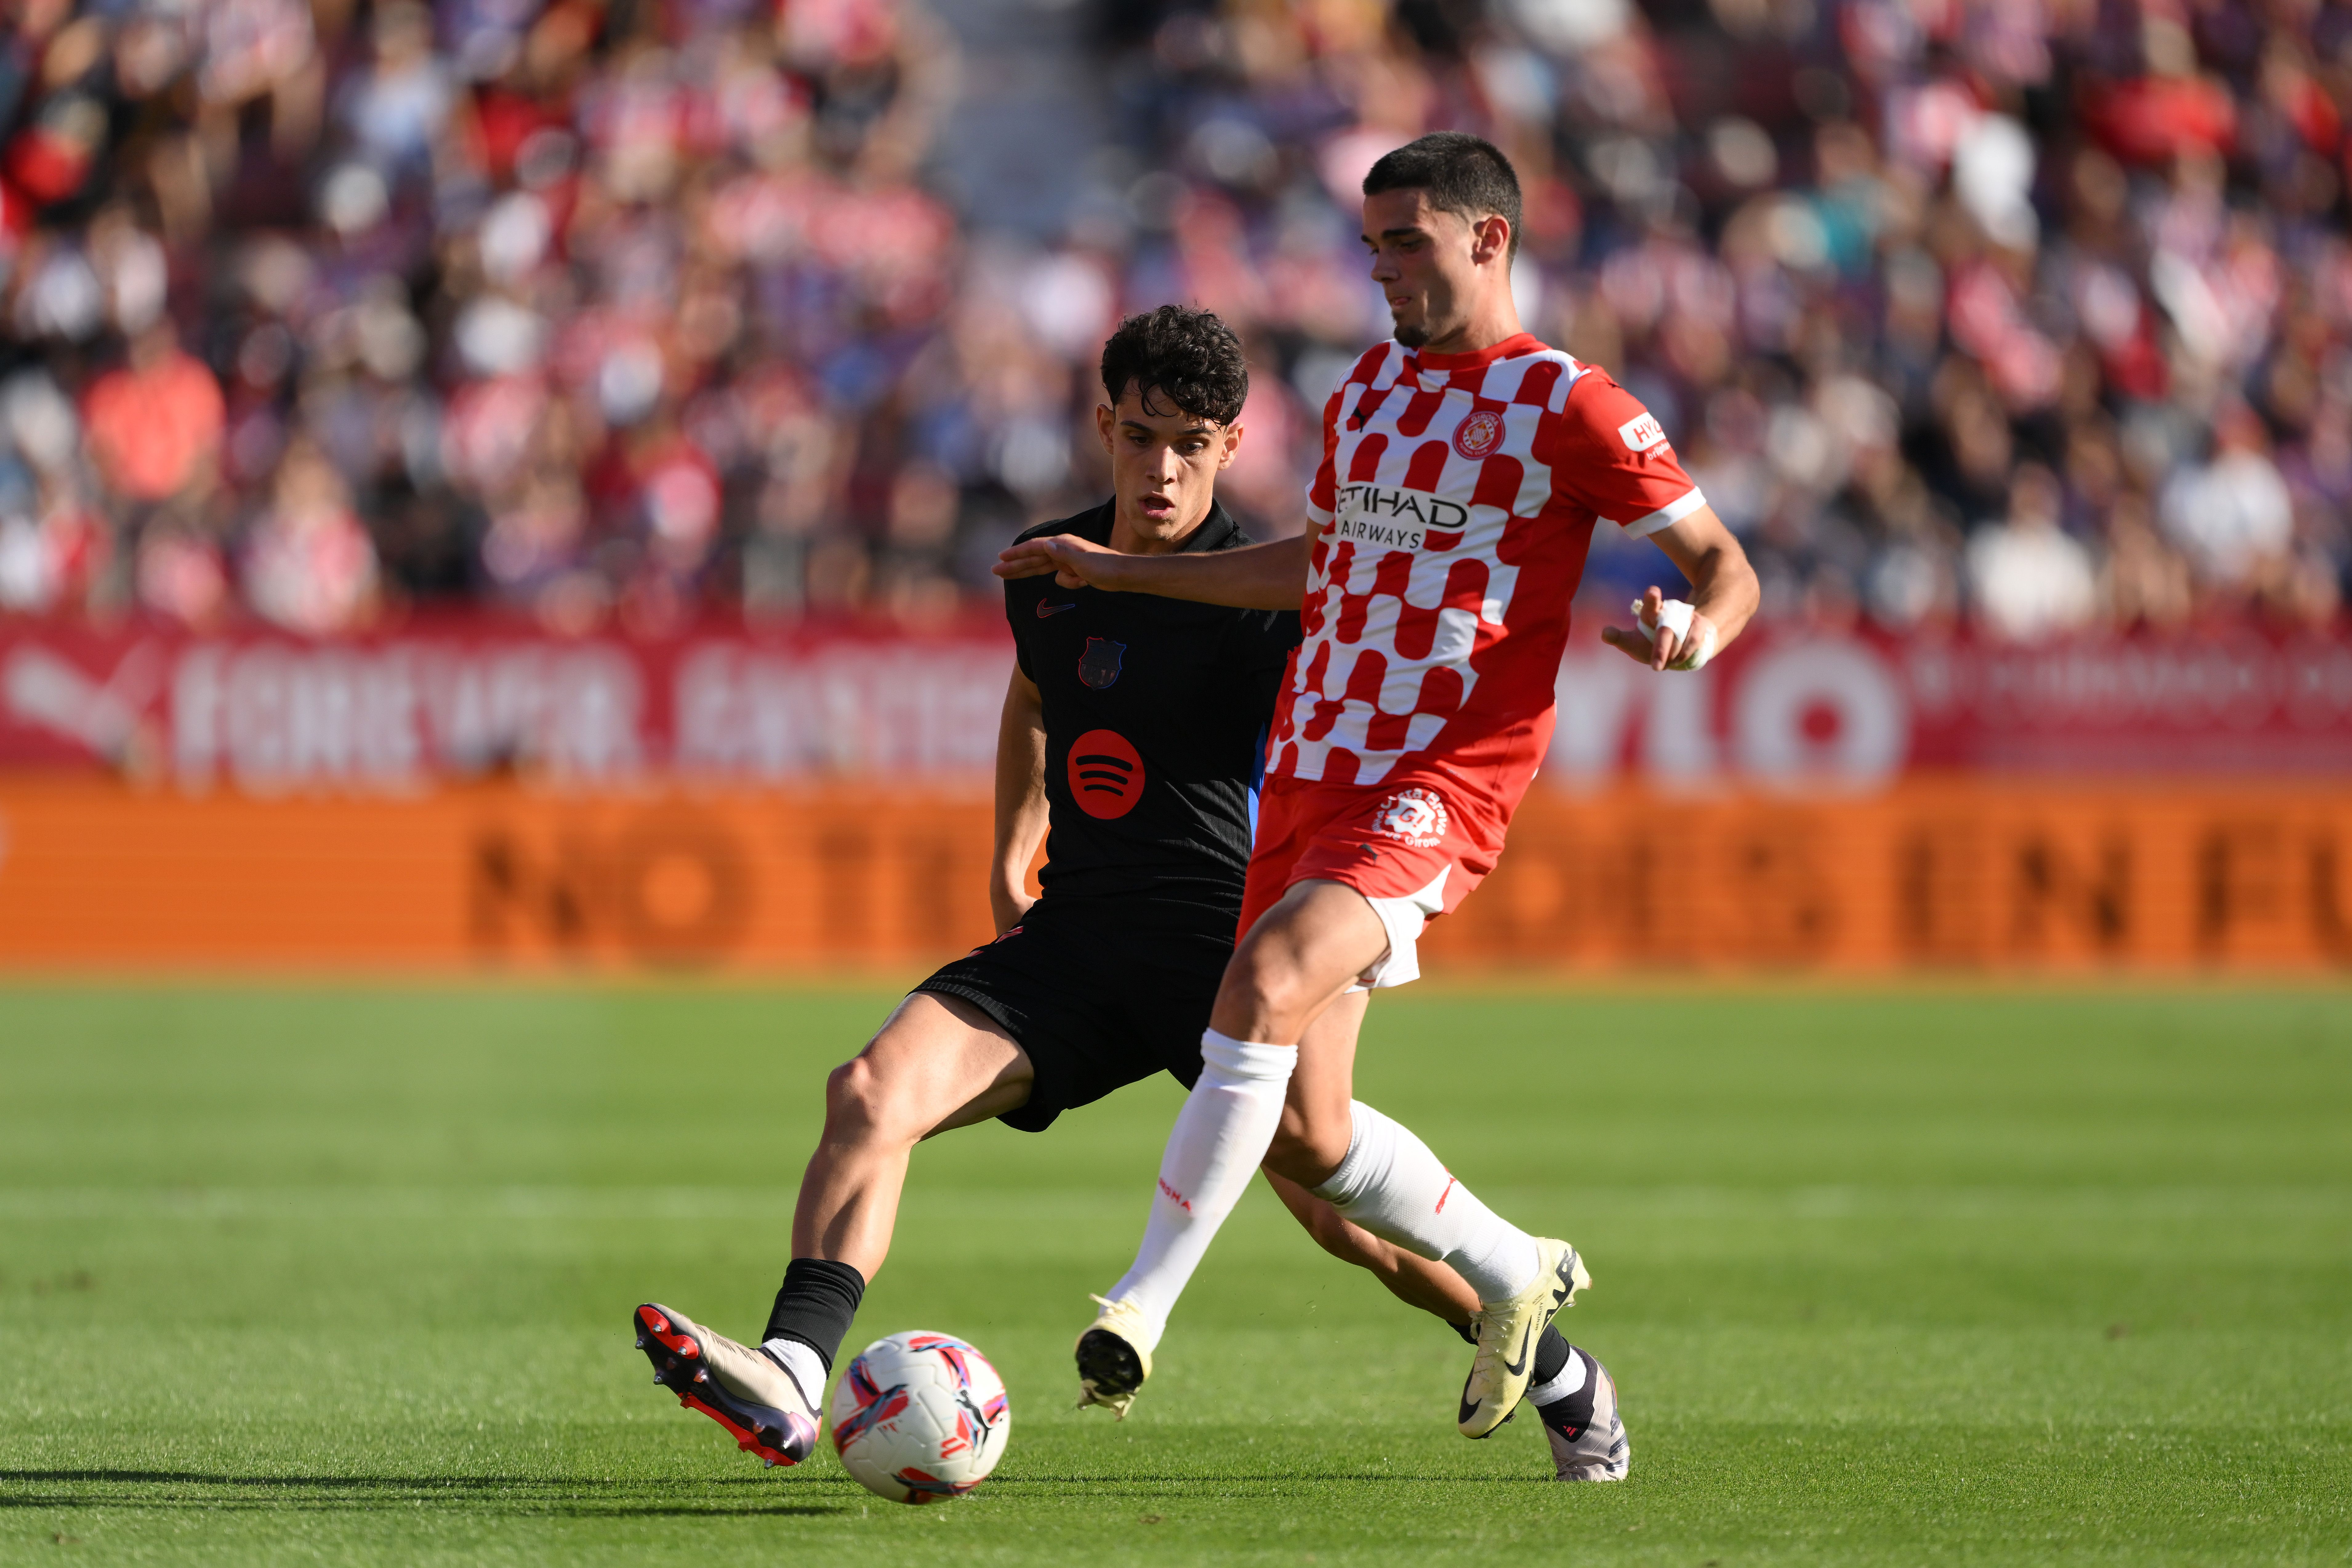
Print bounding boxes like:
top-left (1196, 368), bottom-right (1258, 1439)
top-left (823, 1054), bottom-right (918, 1146)
top-left (1218, 939), bottom-right (1317, 1036)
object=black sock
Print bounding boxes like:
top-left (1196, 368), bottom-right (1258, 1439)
top-left (1529, 1322), bottom-right (1570, 1388)
top-left (762, 1258), bottom-right (866, 1373)
top-left (1531, 1336), bottom-right (1598, 1437)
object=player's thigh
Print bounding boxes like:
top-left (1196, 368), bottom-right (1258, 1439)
top-left (1264, 987), bottom-right (1365, 1184)
top-left (1212, 878), bottom-right (1388, 1042)
top-left (838, 992), bottom-right (1034, 1141)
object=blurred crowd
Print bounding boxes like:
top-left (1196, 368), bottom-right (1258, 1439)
top-left (0, 0), bottom-right (2346, 641)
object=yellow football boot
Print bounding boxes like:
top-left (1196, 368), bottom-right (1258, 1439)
top-left (1457, 1238), bottom-right (1590, 1438)
top-left (1072, 1294), bottom-right (1154, 1419)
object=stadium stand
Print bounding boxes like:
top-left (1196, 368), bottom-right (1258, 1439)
top-left (0, 0), bottom-right (2343, 642)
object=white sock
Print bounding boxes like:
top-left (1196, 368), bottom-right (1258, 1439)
top-left (1528, 1345), bottom-right (1588, 1407)
top-left (1308, 1100), bottom-right (1539, 1304)
top-left (759, 1337), bottom-right (827, 1405)
top-left (1107, 1030), bottom-right (1298, 1351)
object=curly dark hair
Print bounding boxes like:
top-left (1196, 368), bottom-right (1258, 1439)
top-left (1363, 132), bottom-right (1522, 262)
top-left (1099, 304), bottom-right (1249, 426)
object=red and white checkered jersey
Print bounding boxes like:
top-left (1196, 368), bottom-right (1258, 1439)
top-left (1270, 332), bottom-right (1706, 797)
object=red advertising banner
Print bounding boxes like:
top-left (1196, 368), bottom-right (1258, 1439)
top-left (3, 616), bottom-right (2351, 787)
top-left (1550, 631), bottom-right (2352, 785)
top-left (0, 617), bottom-right (1011, 788)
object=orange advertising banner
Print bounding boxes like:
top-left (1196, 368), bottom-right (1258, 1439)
top-left (1420, 784), bottom-right (2352, 973)
top-left (0, 779), bottom-right (2348, 974)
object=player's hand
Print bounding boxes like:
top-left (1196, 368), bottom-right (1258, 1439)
top-left (1601, 586), bottom-right (1715, 671)
top-left (993, 534), bottom-right (1132, 591)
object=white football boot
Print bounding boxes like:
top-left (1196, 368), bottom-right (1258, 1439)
top-left (634, 1302), bottom-right (820, 1468)
top-left (1537, 1349), bottom-right (1630, 1482)
top-left (1458, 1236), bottom-right (1589, 1438)
top-left (1072, 1294), bottom-right (1154, 1418)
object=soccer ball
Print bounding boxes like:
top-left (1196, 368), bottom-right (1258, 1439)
top-left (828, 1331), bottom-right (1011, 1504)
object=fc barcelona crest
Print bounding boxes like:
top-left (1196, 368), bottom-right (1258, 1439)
top-left (1079, 637), bottom-right (1126, 690)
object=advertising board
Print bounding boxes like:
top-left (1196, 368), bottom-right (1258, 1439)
top-left (0, 778), bottom-right (2345, 974)
top-left (6, 617), bottom-right (2352, 789)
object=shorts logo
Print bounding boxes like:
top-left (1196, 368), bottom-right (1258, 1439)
top-left (1068, 728), bottom-right (1145, 819)
top-left (1618, 413), bottom-right (1667, 454)
top-left (1452, 408), bottom-right (1504, 460)
top-left (1078, 637), bottom-right (1125, 689)
top-left (1367, 786), bottom-right (1448, 848)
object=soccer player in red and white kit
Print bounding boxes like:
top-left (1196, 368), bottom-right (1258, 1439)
top-left (998, 132), bottom-right (1759, 1445)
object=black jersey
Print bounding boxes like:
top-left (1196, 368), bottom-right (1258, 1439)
top-left (1005, 498), bottom-right (1301, 923)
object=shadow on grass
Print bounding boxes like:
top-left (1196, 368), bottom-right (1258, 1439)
top-left (0, 1470), bottom-right (851, 1518)
top-left (4, 1469), bottom-right (1546, 1489)
top-left (0, 1467), bottom-right (1557, 1517)
top-left (982, 1474), bottom-right (1554, 1487)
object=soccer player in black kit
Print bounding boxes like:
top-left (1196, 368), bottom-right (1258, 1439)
top-left (632, 306), bottom-right (1625, 1482)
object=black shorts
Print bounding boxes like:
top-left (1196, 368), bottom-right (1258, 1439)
top-left (912, 895), bottom-right (1232, 1132)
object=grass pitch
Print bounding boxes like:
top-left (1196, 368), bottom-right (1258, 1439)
top-left (0, 983), bottom-right (2346, 1566)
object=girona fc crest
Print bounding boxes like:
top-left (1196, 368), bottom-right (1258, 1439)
top-left (1367, 787), bottom-right (1449, 848)
top-left (1451, 408), bottom-right (1503, 460)
top-left (1078, 637), bottom-right (1125, 690)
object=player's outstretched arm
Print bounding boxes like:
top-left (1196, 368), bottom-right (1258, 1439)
top-left (990, 666), bottom-right (1049, 934)
top-left (993, 532), bottom-right (1309, 611)
top-left (1600, 504), bottom-right (1760, 671)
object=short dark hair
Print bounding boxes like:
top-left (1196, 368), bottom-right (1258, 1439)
top-left (1099, 304), bottom-right (1248, 426)
top-left (1362, 132), bottom-right (1522, 261)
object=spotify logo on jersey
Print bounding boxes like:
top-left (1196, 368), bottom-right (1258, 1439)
top-left (1067, 729), bottom-right (1145, 819)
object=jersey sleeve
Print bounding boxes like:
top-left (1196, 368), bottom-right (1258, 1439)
top-left (1303, 375), bottom-right (1344, 532)
top-left (1002, 583), bottom-right (1033, 680)
top-left (1540, 373), bottom-right (1709, 538)
top-left (1301, 343), bottom-right (1390, 531)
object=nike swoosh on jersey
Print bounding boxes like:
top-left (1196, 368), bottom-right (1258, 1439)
top-left (1035, 601), bottom-right (1077, 618)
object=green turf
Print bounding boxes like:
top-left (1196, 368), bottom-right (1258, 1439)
top-left (1, 984), bottom-right (2347, 1565)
